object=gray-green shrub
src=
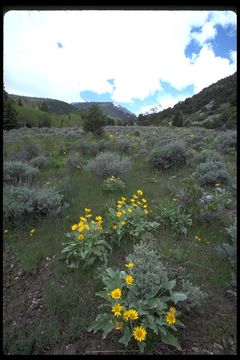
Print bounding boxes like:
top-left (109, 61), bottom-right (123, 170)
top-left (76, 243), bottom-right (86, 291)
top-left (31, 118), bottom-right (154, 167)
top-left (193, 149), bottom-right (224, 164)
top-left (3, 161), bottom-right (40, 185)
top-left (3, 185), bottom-right (67, 222)
top-left (87, 151), bottom-right (131, 179)
top-left (193, 161), bottom-right (230, 186)
top-left (30, 156), bottom-right (50, 169)
top-left (148, 142), bottom-right (187, 171)
top-left (66, 152), bottom-right (83, 170)
top-left (177, 279), bottom-right (208, 312)
top-left (213, 130), bottom-right (237, 154)
top-left (126, 234), bottom-right (169, 299)
top-left (115, 137), bottom-right (132, 154)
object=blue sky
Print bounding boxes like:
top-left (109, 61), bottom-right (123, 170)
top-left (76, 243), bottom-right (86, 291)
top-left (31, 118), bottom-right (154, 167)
top-left (4, 10), bottom-right (237, 115)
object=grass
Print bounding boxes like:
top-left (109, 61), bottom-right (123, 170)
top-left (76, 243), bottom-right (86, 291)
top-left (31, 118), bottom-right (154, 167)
top-left (3, 125), bottom-right (236, 355)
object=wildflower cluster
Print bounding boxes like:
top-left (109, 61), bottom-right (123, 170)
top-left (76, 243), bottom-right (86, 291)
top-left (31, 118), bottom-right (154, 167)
top-left (102, 175), bottom-right (126, 193)
top-left (109, 190), bottom-right (159, 244)
top-left (89, 263), bottom-right (186, 353)
top-left (61, 208), bottom-right (111, 269)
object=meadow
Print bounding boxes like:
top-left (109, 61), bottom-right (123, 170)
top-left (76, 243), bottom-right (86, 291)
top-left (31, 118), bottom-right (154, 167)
top-left (3, 125), bottom-right (237, 355)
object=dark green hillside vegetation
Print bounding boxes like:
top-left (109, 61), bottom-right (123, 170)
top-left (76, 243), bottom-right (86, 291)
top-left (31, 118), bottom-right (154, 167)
top-left (138, 72), bottom-right (236, 129)
top-left (3, 125), bottom-right (236, 355)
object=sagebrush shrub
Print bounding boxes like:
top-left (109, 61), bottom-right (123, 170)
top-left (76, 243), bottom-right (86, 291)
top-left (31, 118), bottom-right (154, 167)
top-left (127, 234), bottom-right (169, 299)
top-left (66, 152), bottom-right (83, 170)
top-left (148, 142), bottom-right (187, 171)
top-left (70, 139), bottom-right (108, 157)
top-left (9, 142), bottom-right (43, 161)
top-left (3, 161), bottom-right (40, 185)
top-left (217, 220), bottom-right (236, 269)
top-left (193, 161), bottom-right (230, 186)
top-left (193, 149), bottom-right (224, 164)
top-left (87, 151), bottom-right (131, 179)
top-left (115, 137), bottom-right (132, 154)
top-left (3, 185), bottom-right (67, 222)
top-left (30, 156), bottom-right (50, 169)
top-left (213, 130), bottom-right (237, 154)
top-left (177, 279), bottom-right (208, 312)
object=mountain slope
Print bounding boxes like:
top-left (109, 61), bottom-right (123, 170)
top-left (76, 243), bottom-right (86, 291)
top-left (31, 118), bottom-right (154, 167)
top-left (71, 102), bottom-right (136, 121)
top-left (9, 94), bottom-right (78, 115)
top-left (138, 72), bottom-right (237, 129)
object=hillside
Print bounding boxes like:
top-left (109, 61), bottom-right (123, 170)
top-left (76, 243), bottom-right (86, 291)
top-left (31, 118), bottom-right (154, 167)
top-left (9, 94), bottom-right (78, 115)
top-left (71, 101), bottom-right (136, 121)
top-left (138, 72), bottom-right (237, 129)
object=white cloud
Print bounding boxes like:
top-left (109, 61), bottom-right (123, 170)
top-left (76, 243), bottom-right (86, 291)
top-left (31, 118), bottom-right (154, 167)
top-left (191, 22), bottom-right (217, 45)
top-left (3, 10), bottom-right (237, 109)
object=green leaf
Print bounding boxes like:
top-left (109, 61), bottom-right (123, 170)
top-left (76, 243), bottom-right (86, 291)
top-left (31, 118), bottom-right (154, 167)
top-left (102, 319), bottom-right (115, 339)
top-left (118, 326), bottom-right (131, 347)
top-left (95, 290), bottom-right (111, 301)
top-left (138, 341), bottom-right (146, 353)
top-left (163, 279), bottom-right (176, 291)
top-left (171, 292), bottom-right (187, 304)
top-left (146, 314), bottom-right (158, 334)
top-left (161, 331), bottom-right (182, 350)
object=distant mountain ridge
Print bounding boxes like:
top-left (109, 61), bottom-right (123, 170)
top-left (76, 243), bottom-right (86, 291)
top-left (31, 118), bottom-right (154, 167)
top-left (9, 94), bottom-right (77, 115)
top-left (71, 101), bottom-right (136, 121)
top-left (8, 94), bottom-right (136, 121)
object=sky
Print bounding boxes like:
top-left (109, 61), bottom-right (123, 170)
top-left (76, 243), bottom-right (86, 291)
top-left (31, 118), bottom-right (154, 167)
top-left (4, 9), bottom-right (237, 115)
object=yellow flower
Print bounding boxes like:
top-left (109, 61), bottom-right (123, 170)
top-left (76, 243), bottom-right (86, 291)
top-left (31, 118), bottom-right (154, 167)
top-left (130, 198), bottom-right (135, 202)
top-left (144, 209), bottom-right (149, 214)
top-left (115, 322), bottom-right (123, 331)
top-left (86, 214), bottom-right (92, 218)
top-left (133, 326), bottom-right (147, 342)
top-left (84, 224), bottom-right (90, 231)
top-left (116, 211), bottom-right (122, 217)
top-left (4, 229), bottom-right (8, 234)
top-left (84, 208), bottom-right (91, 213)
top-left (80, 216), bottom-right (87, 222)
top-left (166, 312), bottom-right (176, 325)
top-left (133, 194), bottom-right (138, 199)
top-left (111, 303), bottom-right (123, 317)
top-left (111, 288), bottom-right (122, 299)
top-left (117, 204), bottom-right (122, 208)
top-left (127, 208), bottom-right (132, 213)
top-left (78, 234), bottom-right (84, 240)
top-left (30, 229), bottom-right (35, 236)
top-left (123, 309), bottom-right (138, 321)
top-left (143, 204), bottom-right (148, 208)
top-left (137, 190), bottom-right (143, 196)
top-left (125, 275), bottom-right (134, 285)
top-left (125, 263), bottom-right (135, 268)
top-left (121, 197), bottom-right (126, 201)
top-left (132, 203), bottom-right (137, 207)
top-left (169, 307), bottom-right (176, 314)
top-left (215, 183), bottom-right (220, 187)
top-left (172, 198), bottom-right (177, 202)
top-left (117, 200), bottom-right (123, 205)
top-left (121, 221), bottom-right (126, 225)
top-left (112, 224), bottom-right (117, 230)
top-left (142, 199), bottom-right (147, 203)
top-left (95, 216), bottom-right (102, 222)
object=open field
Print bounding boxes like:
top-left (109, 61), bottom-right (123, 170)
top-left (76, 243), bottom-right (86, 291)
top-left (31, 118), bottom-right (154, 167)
top-left (3, 125), bottom-right (237, 355)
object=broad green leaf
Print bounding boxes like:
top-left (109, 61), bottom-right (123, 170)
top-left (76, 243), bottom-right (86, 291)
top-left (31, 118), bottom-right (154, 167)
top-left (146, 314), bottom-right (158, 334)
top-left (171, 292), bottom-right (187, 304)
top-left (102, 319), bottom-right (115, 339)
top-left (161, 331), bottom-right (182, 350)
top-left (138, 341), bottom-right (146, 353)
top-left (162, 279), bottom-right (176, 291)
top-left (119, 326), bottom-right (131, 347)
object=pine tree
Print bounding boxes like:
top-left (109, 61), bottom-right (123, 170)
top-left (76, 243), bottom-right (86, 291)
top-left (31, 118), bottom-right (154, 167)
top-left (3, 90), bottom-right (18, 130)
top-left (83, 104), bottom-right (106, 136)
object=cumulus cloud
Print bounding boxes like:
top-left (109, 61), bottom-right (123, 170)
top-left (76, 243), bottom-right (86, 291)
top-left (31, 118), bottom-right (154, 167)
top-left (3, 10), bottom-right (236, 110)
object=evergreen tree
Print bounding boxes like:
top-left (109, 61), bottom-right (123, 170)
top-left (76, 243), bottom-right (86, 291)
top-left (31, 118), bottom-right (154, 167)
top-left (3, 90), bottom-right (18, 130)
top-left (83, 104), bottom-right (106, 136)
top-left (39, 101), bottom-right (49, 112)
